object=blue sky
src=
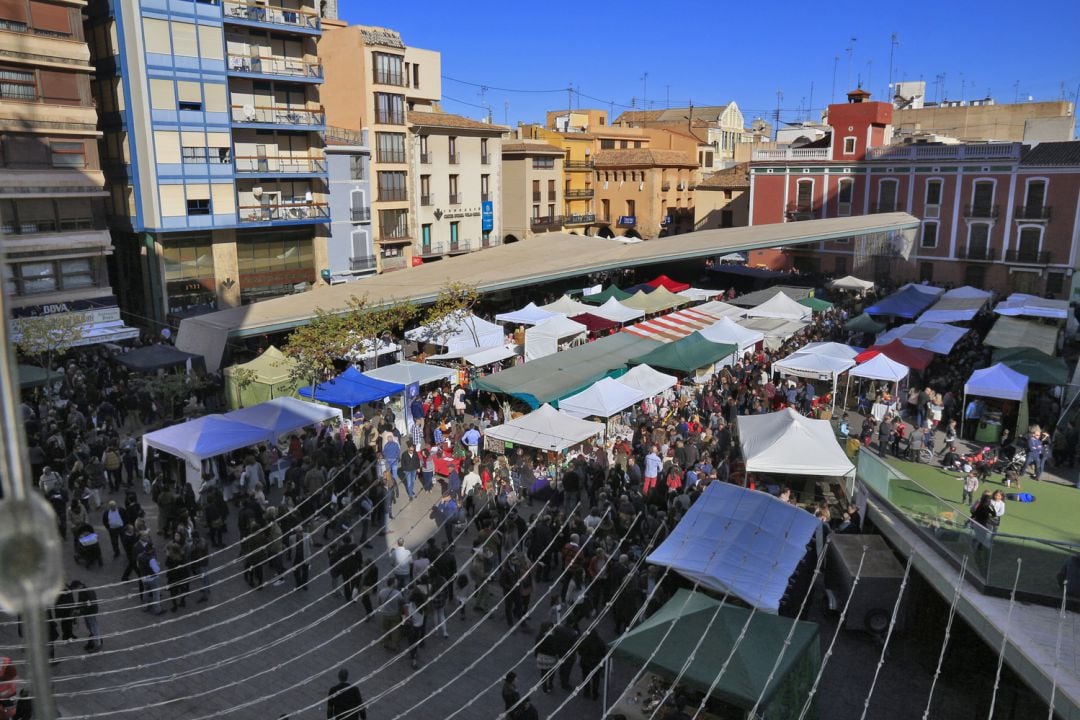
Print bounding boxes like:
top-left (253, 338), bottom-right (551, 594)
top-left (339, 0), bottom-right (1080, 131)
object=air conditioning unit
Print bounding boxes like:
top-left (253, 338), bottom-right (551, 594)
top-left (252, 186), bottom-right (264, 197)
top-left (825, 534), bottom-right (906, 636)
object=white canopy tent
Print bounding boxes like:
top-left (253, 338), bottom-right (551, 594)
top-left (716, 252), bottom-right (747, 263)
top-left (696, 300), bottom-right (746, 319)
top-left (225, 396), bottom-right (342, 439)
top-left (344, 337), bottom-right (401, 367)
top-left (678, 288), bottom-right (722, 302)
top-left (405, 312), bottom-right (504, 353)
top-left (875, 321), bottom-right (968, 355)
top-left (994, 293), bottom-right (1069, 320)
top-left (745, 292), bottom-right (812, 322)
top-left (615, 364), bottom-right (678, 398)
top-left (736, 408), bottom-right (855, 476)
top-left (142, 415), bottom-right (275, 492)
top-left (827, 275), bottom-right (875, 292)
top-left (962, 363), bottom-right (1030, 436)
top-left (772, 351), bottom-right (855, 411)
top-left (797, 341), bottom-right (859, 361)
top-left (589, 297), bottom-right (645, 323)
top-left (738, 317), bottom-right (808, 351)
top-left (362, 360), bottom-right (457, 387)
top-left (494, 302), bottom-right (564, 327)
top-left (539, 295), bottom-right (594, 317)
top-left (484, 403), bottom-right (604, 452)
top-left (558, 377), bottom-right (647, 419)
top-left (698, 317), bottom-right (765, 356)
top-left (844, 353), bottom-right (910, 408)
top-left (524, 316), bottom-right (588, 361)
top-left (917, 286), bottom-right (992, 324)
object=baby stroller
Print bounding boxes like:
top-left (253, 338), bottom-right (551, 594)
top-left (74, 522), bottom-right (103, 568)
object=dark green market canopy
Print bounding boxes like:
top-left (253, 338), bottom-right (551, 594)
top-left (844, 313), bottom-right (887, 334)
top-left (582, 285), bottom-right (631, 305)
top-left (991, 346), bottom-right (1069, 386)
top-left (629, 332), bottom-right (737, 374)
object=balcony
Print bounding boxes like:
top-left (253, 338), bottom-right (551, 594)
top-left (564, 160), bottom-right (594, 170)
top-left (448, 153), bottom-right (459, 165)
top-left (448, 240), bottom-right (471, 254)
top-left (1014, 205), bottom-right (1051, 222)
top-left (420, 152), bottom-right (431, 164)
top-left (481, 236), bottom-right (501, 249)
top-left (232, 104), bottom-right (324, 128)
top-left (564, 213), bottom-right (596, 226)
top-left (378, 189), bottom-right (407, 202)
top-left (481, 193), bottom-right (490, 203)
top-left (481, 154), bottom-right (490, 165)
top-left (234, 155), bottom-right (326, 174)
top-left (0, 214), bottom-right (105, 235)
top-left (866, 142), bottom-right (1022, 161)
top-left (872, 203), bottom-right (900, 214)
top-left (532, 191), bottom-right (541, 202)
top-left (223, 1), bottom-right (320, 33)
top-left (564, 188), bottom-right (594, 199)
top-left (448, 193), bottom-right (461, 205)
top-left (964, 204), bottom-right (1000, 219)
top-left (531, 215), bottom-right (563, 229)
top-left (1005, 249), bottom-right (1052, 264)
top-left (751, 147), bottom-right (831, 161)
top-left (350, 254), bottom-right (377, 271)
top-left (420, 194), bottom-right (433, 207)
top-left (786, 203), bottom-right (814, 221)
top-left (547, 191), bottom-right (557, 202)
top-left (351, 207), bottom-right (371, 222)
top-left (238, 202), bottom-right (329, 224)
top-left (957, 246), bottom-right (997, 262)
top-left (227, 54), bottom-right (323, 81)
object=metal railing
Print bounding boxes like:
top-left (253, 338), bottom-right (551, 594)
top-left (232, 104), bottom-right (324, 126)
top-left (866, 142), bottom-right (1022, 161)
top-left (564, 188), bottom-right (594, 198)
top-left (420, 194), bottom-right (433, 206)
top-left (234, 155), bottom-right (326, 173)
top-left (350, 207), bottom-right (371, 222)
top-left (0, 216), bottom-right (103, 234)
top-left (481, 154), bottom-right (490, 165)
top-left (418, 242), bottom-right (444, 256)
top-left (531, 215), bottom-right (563, 228)
top-left (532, 191), bottom-right (541, 202)
top-left (448, 239), bottom-right (471, 253)
top-left (239, 202), bottom-right (329, 222)
top-left (324, 126), bottom-right (363, 144)
top-left (1014, 205), bottom-right (1051, 221)
top-left (1005, 249), bottom-right (1051, 264)
top-left (872, 203), bottom-right (899, 214)
top-left (564, 160), bottom-right (594, 170)
top-left (419, 151), bottom-right (431, 164)
top-left (448, 193), bottom-right (461, 205)
top-left (964, 204), bottom-right (999, 219)
top-left (223, 1), bottom-right (320, 30)
top-left (448, 153), bottom-right (459, 165)
top-left (481, 236), bottom-right (501, 248)
top-left (227, 54), bottom-right (322, 79)
top-left (481, 193), bottom-right (490, 203)
top-left (564, 213), bottom-right (596, 225)
top-left (349, 254), bottom-right (376, 271)
top-left (957, 245), bottom-right (997, 262)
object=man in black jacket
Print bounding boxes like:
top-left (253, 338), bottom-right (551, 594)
top-left (326, 667), bottom-right (365, 720)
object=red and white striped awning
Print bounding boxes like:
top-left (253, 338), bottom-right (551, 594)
top-left (622, 307), bottom-right (720, 342)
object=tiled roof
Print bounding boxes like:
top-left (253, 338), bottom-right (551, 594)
top-left (409, 112), bottom-right (508, 133)
top-left (1020, 141), bottom-right (1080, 166)
top-left (614, 110), bottom-right (665, 124)
top-left (502, 141), bottom-right (566, 155)
top-left (593, 148), bottom-right (697, 168)
top-left (698, 163), bottom-right (750, 189)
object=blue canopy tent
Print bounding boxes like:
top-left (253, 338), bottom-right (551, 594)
top-left (865, 285), bottom-right (941, 319)
top-left (646, 481), bottom-right (820, 613)
top-left (225, 396), bottom-right (343, 439)
top-left (298, 366), bottom-right (404, 408)
top-left (141, 414), bottom-right (276, 492)
top-left (708, 264), bottom-right (788, 279)
top-left (622, 283), bottom-right (657, 295)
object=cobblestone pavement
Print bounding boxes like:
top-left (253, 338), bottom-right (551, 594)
top-left (0, 473), bottom-right (987, 720)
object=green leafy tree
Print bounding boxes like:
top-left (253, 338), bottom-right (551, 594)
top-left (342, 294), bottom-right (417, 365)
top-left (420, 281), bottom-right (481, 347)
top-left (282, 310), bottom-right (348, 400)
top-left (230, 366), bottom-right (258, 408)
top-left (15, 313), bottom-right (86, 392)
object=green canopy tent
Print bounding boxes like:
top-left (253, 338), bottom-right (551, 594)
top-left (629, 332), bottom-right (737, 378)
top-left (991, 346), bottom-right (1069, 386)
top-left (18, 364), bottom-right (63, 389)
top-left (582, 285), bottom-right (631, 305)
top-left (223, 346), bottom-right (299, 409)
top-left (798, 297), bottom-right (834, 313)
top-left (609, 589), bottom-right (820, 719)
top-left (844, 312), bottom-right (886, 334)
top-left (621, 287), bottom-right (689, 314)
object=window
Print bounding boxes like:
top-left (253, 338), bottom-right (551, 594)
top-left (186, 198), bottom-right (210, 215)
top-left (450, 221), bottom-right (459, 245)
top-left (418, 135), bottom-right (429, 161)
top-left (919, 262), bottom-right (934, 282)
top-left (480, 138), bottom-right (489, 164)
top-left (421, 223), bottom-right (431, 248)
top-left (17, 261), bottom-right (57, 294)
top-left (0, 68), bottom-right (36, 101)
top-left (50, 141), bottom-right (85, 168)
top-left (1024, 180), bottom-right (1047, 214)
top-left (30, 2), bottom-right (72, 36)
top-left (967, 223), bottom-right (990, 259)
top-left (877, 179), bottom-right (898, 212)
top-left (835, 256), bottom-right (847, 275)
top-left (837, 178), bottom-right (853, 216)
top-left (377, 171), bottom-right (407, 202)
top-left (349, 155), bottom-right (364, 180)
top-left (547, 203), bottom-right (554, 218)
top-left (372, 52), bottom-right (404, 86)
top-left (843, 137), bottom-right (856, 154)
top-left (547, 178), bottom-right (555, 201)
top-left (181, 146), bottom-right (208, 163)
top-left (625, 199), bottom-right (635, 217)
top-left (412, 63), bottom-right (419, 89)
top-left (633, 141), bottom-right (642, 149)
top-left (531, 179), bottom-right (540, 202)
top-left (374, 92), bottom-right (405, 125)
top-left (481, 174), bottom-right (489, 201)
top-left (532, 204), bottom-right (539, 219)
top-left (448, 175), bottom-right (459, 204)
top-left (1016, 226), bottom-right (1042, 261)
top-left (795, 179), bottom-right (813, 211)
top-left (1046, 272), bottom-right (1065, 296)
top-left (925, 179), bottom-right (942, 218)
top-left (964, 264), bottom-right (985, 288)
top-left (375, 132), bottom-right (405, 163)
top-left (60, 258), bottom-right (94, 289)
top-left (971, 180), bottom-right (994, 215)
top-left (448, 136), bottom-right (458, 163)
top-left (178, 100), bottom-right (202, 112)
top-left (921, 221), bottom-right (938, 249)
top-left (619, 140), bottom-right (628, 149)
top-left (531, 156), bottom-right (554, 169)
top-left (378, 208), bottom-right (409, 239)
top-left (600, 139), bottom-right (615, 150)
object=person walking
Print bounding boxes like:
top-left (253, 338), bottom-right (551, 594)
top-left (400, 443), bottom-right (421, 500)
top-left (326, 667), bottom-right (366, 720)
top-left (68, 581), bottom-right (101, 653)
top-left (292, 523), bottom-right (314, 590)
top-left (376, 579), bottom-right (403, 651)
top-left (101, 500), bottom-right (125, 558)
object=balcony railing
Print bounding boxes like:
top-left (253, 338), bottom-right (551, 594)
top-left (1014, 205), bottom-right (1052, 221)
top-left (378, 189), bottom-right (407, 202)
top-left (866, 142), bottom-right (1022, 161)
top-left (448, 193), bottom-right (461, 205)
top-left (232, 104), bottom-right (324, 126)
top-left (957, 246), bottom-right (997, 262)
top-left (234, 155), bottom-right (326, 174)
top-left (448, 153), bottom-right (459, 165)
top-left (786, 203), bottom-right (814, 220)
top-left (872, 203), bottom-right (899, 214)
top-left (481, 236), bottom-right (501, 249)
top-left (564, 188), bottom-right (594, 198)
top-left (419, 151), bottom-right (431, 164)
top-left (351, 207), bottom-right (371, 222)
top-left (547, 191), bottom-right (557, 202)
top-left (0, 216), bottom-right (104, 235)
top-left (564, 213), bottom-right (596, 226)
top-left (964, 204), bottom-right (999, 219)
top-left (227, 54), bottom-right (323, 79)
top-left (418, 243), bottom-right (443, 257)
top-left (532, 191), bottom-right (541, 202)
top-left (448, 240), bottom-right (471, 253)
top-left (480, 193), bottom-right (490, 203)
top-left (1005, 249), bottom-right (1051, 264)
top-left (350, 254), bottom-right (377, 271)
top-left (374, 111), bottom-right (405, 125)
top-left (420, 194), bottom-right (433, 206)
top-left (564, 160), bottom-right (594, 170)
top-left (751, 147), bottom-right (831, 161)
top-left (223, 1), bottom-right (320, 30)
top-left (372, 70), bottom-right (405, 87)
top-left (481, 154), bottom-right (490, 165)
top-left (531, 215), bottom-right (563, 228)
top-left (239, 202), bottom-right (329, 223)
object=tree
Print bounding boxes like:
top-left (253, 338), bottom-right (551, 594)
top-left (15, 313), bottom-right (86, 392)
top-left (281, 310), bottom-right (348, 400)
top-left (420, 281), bottom-right (481, 348)
top-left (341, 294), bottom-right (417, 366)
top-left (230, 366), bottom-right (258, 408)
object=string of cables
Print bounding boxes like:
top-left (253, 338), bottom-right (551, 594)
top-left (58, 499), bottom-right (576, 718)
top-left (856, 555), bottom-right (913, 720)
top-left (1045, 576), bottom-right (1072, 719)
top-left (987, 558), bottom-right (1023, 720)
top-left (920, 556), bottom-right (968, 720)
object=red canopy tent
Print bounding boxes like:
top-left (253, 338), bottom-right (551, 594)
top-left (569, 313), bottom-right (620, 335)
top-left (854, 338), bottom-right (934, 371)
top-left (646, 274), bottom-right (691, 293)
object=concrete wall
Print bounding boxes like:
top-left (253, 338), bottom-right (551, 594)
top-left (894, 101), bottom-right (1074, 143)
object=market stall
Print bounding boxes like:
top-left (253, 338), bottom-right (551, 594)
top-left (828, 275), bottom-right (875, 292)
top-left (844, 313), bottom-right (886, 335)
top-left (297, 366), bottom-right (404, 409)
top-left (729, 286), bottom-right (810, 308)
top-left (622, 308), bottom-right (724, 342)
top-left (874, 321), bottom-right (968, 355)
top-left (556, 377), bottom-right (646, 420)
top-left (223, 346), bottom-right (297, 410)
top-left (772, 349), bottom-right (855, 412)
top-left (991, 347), bottom-right (1068, 386)
top-left (916, 285), bottom-right (992, 324)
top-left (225, 396), bottom-right (342, 440)
top-left (589, 297), bottom-right (645, 324)
top-left (362, 360), bottom-right (457, 387)
top-left (843, 353), bottom-right (910, 411)
top-left (646, 274), bottom-right (691, 293)
top-left (962, 363), bottom-right (1030, 443)
top-left (493, 302), bottom-right (564, 327)
top-left (615, 364), bottom-right (678, 398)
top-left (582, 285), bottom-right (632, 305)
top-left (405, 312), bottom-right (505, 353)
top-left (678, 287), bottom-right (722, 303)
top-left (698, 317), bottom-right (765, 356)
top-left (142, 414), bottom-right (275, 492)
top-left (854, 338), bottom-right (933, 371)
top-left (864, 284), bottom-right (943, 320)
top-left (524, 315), bottom-right (588, 361)
top-left (737, 316), bottom-right (809, 351)
top-left (798, 296), bottom-right (834, 313)
top-left (736, 408), bottom-right (855, 477)
top-left (621, 287), bottom-right (689, 314)
top-left (984, 316), bottom-right (1060, 357)
top-left (994, 293), bottom-right (1069, 320)
top-left (115, 344), bottom-right (205, 373)
top-left (568, 312), bottom-right (620, 336)
top-left (483, 403), bottom-right (604, 452)
top-left (744, 292), bottom-right (813, 322)
top-left (629, 332), bottom-right (738, 383)
top-left (540, 295), bottom-right (594, 317)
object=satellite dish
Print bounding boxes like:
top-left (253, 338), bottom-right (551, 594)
top-left (252, 186), bottom-right (263, 197)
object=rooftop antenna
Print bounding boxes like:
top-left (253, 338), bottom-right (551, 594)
top-left (831, 55), bottom-right (839, 103)
top-left (641, 72), bottom-right (649, 120)
top-left (808, 81), bottom-right (814, 121)
top-left (1014, 80), bottom-right (1020, 104)
top-left (503, 100), bottom-right (509, 127)
top-left (845, 37), bottom-right (858, 91)
top-left (887, 32), bottom-right (899, 101)
top-left (866, 59), bottom-right (873, 94)
top-left (774, 89), bottom-right (783, 141)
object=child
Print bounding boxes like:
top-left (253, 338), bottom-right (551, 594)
top-left (962, 471), bottom-right (979, 506)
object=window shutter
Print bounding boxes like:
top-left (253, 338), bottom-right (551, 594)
top-left (351, 229), bottom-right (369, 258)
top-left (29, 1), bottom-right (70, 34)
top-left (0, 0), bottom-right (28, 23)
top-left (38, 70), bottom-right (81, 103)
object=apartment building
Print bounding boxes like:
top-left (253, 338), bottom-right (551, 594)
top-left (319, 24), bottom-right (440, 272)
top-left (695, 164), bottom-right (750, 230)
top-left (411, 111), bottom-right (504, 260)
top-left (84, 0), bottom-right (330, 325)
top-left (500, 138), bottom-right (565, 242)
top-left (748, 89), bottom-right (1080, 297)
top-left (0, 0), bottom-right (138, 341)
top-left (324, 126), bottom-right (373, 281)
top-left (593, 149), bottom-right (698, 239)
top-left (615, 103), bottom-right (769, 170)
